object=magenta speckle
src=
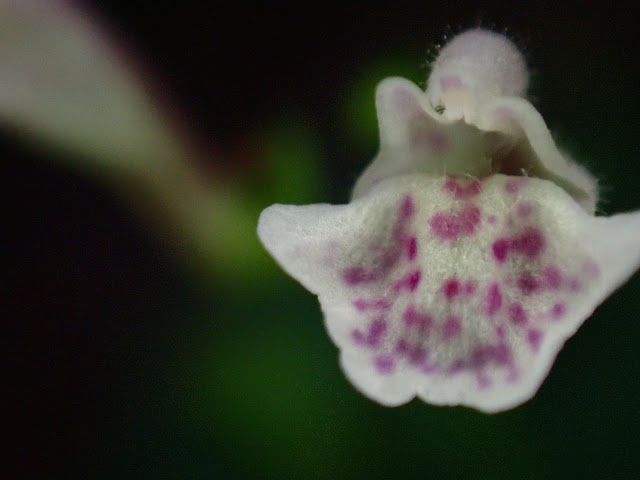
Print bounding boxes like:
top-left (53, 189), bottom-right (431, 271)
top-left (399, 195), bottom-right (415, 221)
top-left (403, 305), bottom-right (432, 330)
top-left (470, 343), bottom-right (512, 369)
top-left (488, 215), bottom-right (498, 225)
top-left (516, 202), bottom-right (534, 217)
top-left (407, 270), bottom-right (421, 291)
top-left (517, 272), bottom-right (539, 295)
top-left (343, 267), bottom-right (374, 286)
top-left (569, 278), bottom-right (581, 292)
top-left (407, 236), bottom-right (418, 261)
top-left (353, 298), bottom-right (390, 311)
top-left (429, 206), bottom-right (481, 241)
top-left (442, 278), bottom-right (460, 300)
top-left (511, 227), bottom-right (545, 258)
top-left (493, 227), bottom-right (545, 263)
top-left (505, 178), bottom-right (527, 194)
top-left (353, 299), bottom-right (368, 311)
top-left (551, 302), bottom-right (567, 319)
top-left (487, 283), bottom-right (503, 316)
top-left (492, 238), bottom-right (510, 263)
top-left (374, 355), bottom-right (395, 374)
top-left (508, 302), bottom-right (527, 326)
top-left (492, 343), bottom-right (512, 365)
top-left (395, 338), bottom-right (410, 354)
top-left (351, 329), bottom-right (365, 345)
top-left (351, 319), bottom-right (387, 348)
top-left (374, 299), bottom-right (390, 309)
top-left (443, 316), bottom-right (462, 339)
top-left (527, 329), bottom-right (544, 351)
top-left (367, 319), bottom-right (387, 346)
top-left (395, 269), bottom-right (422, 292)
top-left (543, 265), bottom-right (563, 289)
top-left (463, 281), bottom-right (477, 295)
top-left (408, 346), bottom-right (427, 366)
top-left (444, 178), bottom-right (482, 199)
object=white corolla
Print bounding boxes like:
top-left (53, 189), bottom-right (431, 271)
top-left (258, 29), bottom-right (640, 412)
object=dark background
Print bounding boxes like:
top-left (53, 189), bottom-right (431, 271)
top-left (5, 2), bottom-right (640, 478)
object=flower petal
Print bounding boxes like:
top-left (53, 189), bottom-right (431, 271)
top-left (354, 28), bottom-right (598, 212)
top-left (258, 174), bottom-right (640, 411)
top-left (352, 77), bottom-right (488, 199)
top-left (476, 97), bottom-right (599, 213)
top-left (582, 211), bottom-right (640, 302)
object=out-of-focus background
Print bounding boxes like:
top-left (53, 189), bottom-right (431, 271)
top-left (4, 1), bottom-right (639, 478)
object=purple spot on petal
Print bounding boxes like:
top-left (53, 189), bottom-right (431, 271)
top-left (353, 299), bottom-right (368, 311)
top-left (492, 238), bottom-right (510, 263)
top-left (527, 329), bottom-right (544, 351)
top-left (343, 267), bottom-right (373, 286)
top-left (351, 329), bottom-right (366, 345)
top-left (373, 299), bottom-right (390, 309)
top-left (492, 343), bottom-right (512, 365)
top-left (516, 202), bottom-right (534, 217)
top-left (505, 178), bottom-right (527, 194)
top-left (408, 346), bottom-right (427, 366)
top-left (429, 206), bottom-right (481, 241)
top-left (461, 206), bottom-right (481, 233)
top-left (569, 278), bottom-right (581, 292)
top-left (470, 346), bottom-right (492, 369)
top-left (403, 305), bottom-right (433, 330)
top-left (469, 342), bottom-right (513, 370)
top-left (517, 272), bottom-right (539, 295)
top-left (488, 215), bottom-right (498, 225)
top-left (443, 316), bottom-right (462, 339)
top-left (353, 298), bottom-right (390, 311)
top-left (395, 269), bottom-right (422, 292)
top-left (374, 355), bottom-right (395, 374)
top-left (551, 302), bottom-right (567, 319)
top-left (511, 227), bottom-right (545, 258)
top-left (395, 338), bottom-right (410, 354)
top-left (407, 236), bottom-right (418, 261)
top-left (367, 319), bottom-right (387, 346)
top-left (407, 270), bottom-right (422, 291)
top-left (463, 281), bottom-right (477, 295)
top-left (399, 195), bottom-right (415, 221)
top-left (487, 283), bottom-right (502, 316)
top-left (493, 228), bottom-right (545, 264)
top-left (543, 265), bottom-right (563, 289)
top-left (444, 178), bottom-right (482, 199)
top-left (442, 278), bottom-right (460, 300)
top-left (508, 302), bottom-right (527, 326)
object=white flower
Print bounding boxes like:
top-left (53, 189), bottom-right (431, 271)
top-left (257, 28), bottom-right (640, 412)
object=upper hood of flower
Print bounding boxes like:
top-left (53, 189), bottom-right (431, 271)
top-left (353, 29), bottom-right (598, 214)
